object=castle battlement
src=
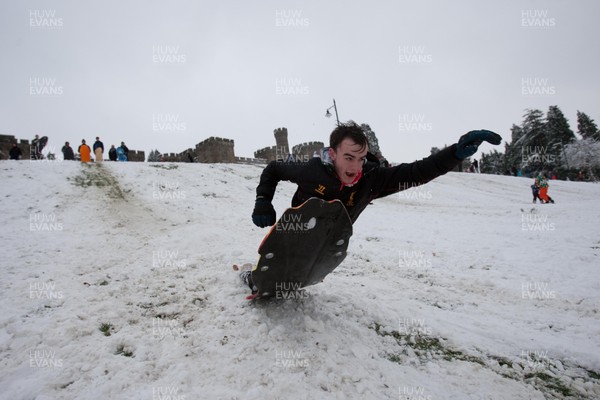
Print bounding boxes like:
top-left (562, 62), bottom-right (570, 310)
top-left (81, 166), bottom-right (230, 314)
top-left (199, 136), bottom-right (234, 145)
top-left (255, 145), bottom-right (277, 153)
top-left (274, 127), bottom-right (288, 135)
top-left (127, 150), bottom-right (146, 162)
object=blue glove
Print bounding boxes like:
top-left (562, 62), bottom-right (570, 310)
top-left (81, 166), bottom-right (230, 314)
top-left (455, 130), bottom-right (502, 160)
top-left (252, 199), bottom-right (276, 228)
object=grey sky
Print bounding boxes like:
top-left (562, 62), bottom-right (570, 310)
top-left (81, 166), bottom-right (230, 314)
top-left (1, 0), bottom-right (599, 162)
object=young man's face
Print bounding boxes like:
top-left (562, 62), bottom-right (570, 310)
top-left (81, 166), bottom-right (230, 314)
top-left (329, 138), bottom-right (368, 185)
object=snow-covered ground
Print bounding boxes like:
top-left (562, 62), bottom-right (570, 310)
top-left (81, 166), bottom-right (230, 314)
top-left (1, 160), bottom-right (599, 400)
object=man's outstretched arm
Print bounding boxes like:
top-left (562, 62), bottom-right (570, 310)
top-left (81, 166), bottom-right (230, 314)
top-left (373, 130), bottom-right (502, 197)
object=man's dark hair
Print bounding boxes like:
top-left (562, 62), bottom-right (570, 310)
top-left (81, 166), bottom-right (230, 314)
top-left (329, 121), bottom-right (368, 151)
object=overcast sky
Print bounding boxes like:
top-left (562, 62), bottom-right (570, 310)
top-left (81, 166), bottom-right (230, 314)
top-left (1, 0), bottom-right (599, 162)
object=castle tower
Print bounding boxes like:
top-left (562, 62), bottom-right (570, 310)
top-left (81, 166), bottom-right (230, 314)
top-left (274, 127), bottom-right (289, 160)
top-left (195, 137), bottom-right (235, 163)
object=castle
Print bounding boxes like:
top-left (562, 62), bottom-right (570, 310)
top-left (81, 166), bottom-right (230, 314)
top-left (0, 134), bottom-right (145, 161)
top-left (160, 127), bottom-right (324, 165)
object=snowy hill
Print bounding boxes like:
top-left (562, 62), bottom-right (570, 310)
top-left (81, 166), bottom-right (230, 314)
top-left (1, 160), bottom-right (599, 400)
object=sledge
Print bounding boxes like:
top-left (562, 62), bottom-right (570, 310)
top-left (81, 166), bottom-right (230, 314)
top-left (241, 197), bottom-right (353, 299)
top-left (31, 136), bottom-right (48, 159)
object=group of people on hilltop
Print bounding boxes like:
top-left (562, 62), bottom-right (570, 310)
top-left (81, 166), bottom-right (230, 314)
top-left (531, 173), bottom-right (555, 204)
top-left (65, 138), bottom-right (129, 162)
top-left (8, 135), bottom-right (131, 162)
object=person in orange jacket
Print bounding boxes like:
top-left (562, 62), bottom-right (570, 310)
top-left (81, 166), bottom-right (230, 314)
top-left (78, 139), bottom-right (91, 163)
top-left (536, 174), bottom-right (555, 204)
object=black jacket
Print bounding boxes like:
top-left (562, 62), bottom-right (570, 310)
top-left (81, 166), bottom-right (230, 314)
top-left (9, 146), bottom-right (22, 160)
top-left (256, 145), bottom-right (460, 223)
top-left (108, 148), bottom-right (117, 161)
top-left (62, 146), bottom-right (75, 160)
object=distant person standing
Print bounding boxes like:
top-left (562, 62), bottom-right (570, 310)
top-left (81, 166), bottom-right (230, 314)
top-left (473, 159), bottom-right (479, 173)
top-left (116, 145), bottom-right (127, 161)
top-left (531, 180), bottom-right (541, 204)
top-left (120, 142), bottom-right (129, 161)
top-left (93, 137), bottom-right (104, 162)
top-left (9, 143), bottom-right (22, 160)
top-left (108, 145), bottom-right (117, 161)
top-left (78, 139), bottom-right (91, 163)
top-left (62, 142), bottom-right (75, 160)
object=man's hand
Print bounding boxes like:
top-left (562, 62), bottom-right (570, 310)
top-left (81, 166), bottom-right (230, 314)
top-left (252, 199), bottom-right (276, 228)
top-left (455, 130), bottom-right (502, 160)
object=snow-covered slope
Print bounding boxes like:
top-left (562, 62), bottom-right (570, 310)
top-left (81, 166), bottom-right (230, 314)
top-left (1, 160), bottom-right (599, 400)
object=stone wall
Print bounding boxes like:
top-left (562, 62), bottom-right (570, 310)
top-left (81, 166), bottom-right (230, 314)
top-left (160, 151), bottom-right (190, 163)
top-left (127, 150), bottom-right (146, 162)
top-left (235, 156), bottom-right (267, 165)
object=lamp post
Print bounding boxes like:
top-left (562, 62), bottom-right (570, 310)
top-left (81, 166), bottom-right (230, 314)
top-left (325, 99), bottom-right (340, 126)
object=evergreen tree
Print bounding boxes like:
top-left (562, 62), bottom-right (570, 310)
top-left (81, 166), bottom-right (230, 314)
top-left (511, 123), bottom-right (525, 144)
top-left (361, 123), bottom-right (382, 156)
top-left (577, 111), bottom-right (600, 141)
top-left (480, 149), bottom-right (505, 175)
top-left (504, 124), bottom-right (524, 172)
top-left (517, 109), bottom-right (547, 172)
top-left (564, 138), bottom-right (600, 181)
top-left (501, 106), bottom-right (600, 179)
top-left (545, 105), bottom-right (575, 168)
top-left (148, 149), bottom-right (161, 162)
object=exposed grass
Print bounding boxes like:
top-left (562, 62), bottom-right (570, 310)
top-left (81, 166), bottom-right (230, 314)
top-left (68, 164), bottom-right (126, 200)
top-left (586, 368), bottom-right (600, 380)
top-left (99, 322), bottom-right (113, 337)
top-left (371, 323), bottom-right (484, 366)
top-left (490, 354), bottom-right (514, 369)
top-left (371, 322), bottom-right (586, 399)
top-left (149, 164), bottom-right (179, 170)
top-left (523, 372), bottom-right (573, 398)
top-left (115, 344), bottom-right (133, 357)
